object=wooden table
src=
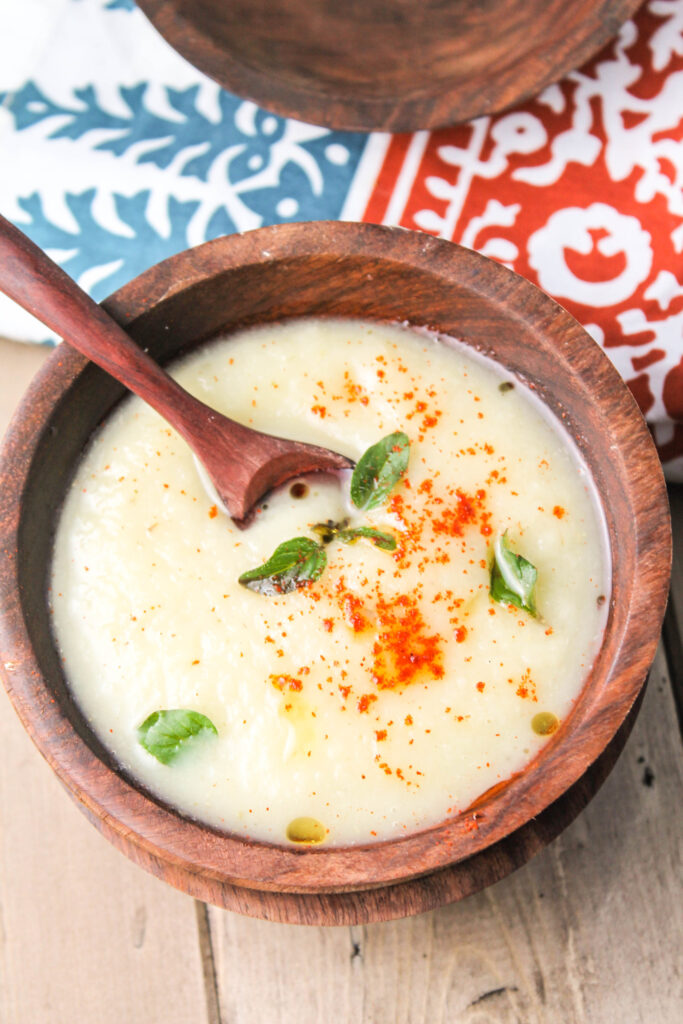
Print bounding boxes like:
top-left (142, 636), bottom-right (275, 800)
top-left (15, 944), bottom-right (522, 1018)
top-left (1, 337), bottom-right (681, 1023)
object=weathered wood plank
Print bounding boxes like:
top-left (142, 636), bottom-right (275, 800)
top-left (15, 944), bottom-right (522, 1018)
top-left (208, 643), bottom-right (682, 1024)
top-left (0, 688), bottom-right (213, 1023)
top-left (663, 485), bottom-right (682, 733)
top-left (0, 339), bottom-right (212, 1024)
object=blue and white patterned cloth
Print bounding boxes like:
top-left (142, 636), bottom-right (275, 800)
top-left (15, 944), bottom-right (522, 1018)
top-left (0, 0), bottom-right (373, 342)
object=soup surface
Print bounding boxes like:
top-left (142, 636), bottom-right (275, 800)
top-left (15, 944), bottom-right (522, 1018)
top-left (51, 320), bottom-right (609, 845)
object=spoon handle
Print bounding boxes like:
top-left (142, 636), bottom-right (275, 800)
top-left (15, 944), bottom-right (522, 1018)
top-left (0, 215), bottom-right (353, 522)
top-left (0, 214), bottom-right (220, 442)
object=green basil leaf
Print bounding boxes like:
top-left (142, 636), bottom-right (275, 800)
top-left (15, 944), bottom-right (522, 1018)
top-left (238, 537), bottom-right (327, 595)
top-left (138, 709), bottom-right (218, 765)
top-left (490, 531), bottom-right (538, 616)
top-left (337, 526), bottom-right (397, 551)
top-left (350, 431), bottom-right (410, 510)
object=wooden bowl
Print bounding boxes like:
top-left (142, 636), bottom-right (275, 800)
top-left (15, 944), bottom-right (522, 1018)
top-left (0, 223), bottom-right (671, 923)
top-left (136, 0), bottom-right (643, 131)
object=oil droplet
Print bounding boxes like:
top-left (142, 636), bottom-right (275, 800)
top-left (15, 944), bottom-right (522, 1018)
top-left (290, 482), bottom-right (309, 499)
top-left (286, 816), bottom-right (326, 844)
top-left (531, 711), bottom-right (559, 736)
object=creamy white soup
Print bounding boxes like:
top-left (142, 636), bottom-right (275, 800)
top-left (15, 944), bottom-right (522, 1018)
top-left (51, 319), bottom-right (609, 846)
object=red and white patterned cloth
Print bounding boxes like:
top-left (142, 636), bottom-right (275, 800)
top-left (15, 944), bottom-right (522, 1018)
top-left (348, 1), bottom-right (683, 480)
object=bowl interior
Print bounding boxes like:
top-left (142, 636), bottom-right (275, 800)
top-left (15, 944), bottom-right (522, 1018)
top-left (0, 222), bottom-right (671, 895)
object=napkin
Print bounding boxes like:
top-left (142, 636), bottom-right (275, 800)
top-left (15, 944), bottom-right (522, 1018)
top-left (0, 0), bottom-right (681, 479)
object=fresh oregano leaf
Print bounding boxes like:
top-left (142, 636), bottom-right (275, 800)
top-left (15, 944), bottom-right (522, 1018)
top-left (490, 531), bottom-right (538, 616)
top-left (337, 526), bottom-right (397, 551)
top-left (350, 431), bottom-right (410, 511)
top-left (238, 537), bottom-right (326, 595)
top-left (138, 709), bottom-right (218, 765)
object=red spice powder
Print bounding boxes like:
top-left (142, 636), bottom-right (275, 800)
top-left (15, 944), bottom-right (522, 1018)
top-left (208, 505), bottom-right (218, 519)
top-left (375, 729), bottom-right (387, 741)
top-left (299, 457), bottom-right (498, 712)
top-left (341, 372), bottom-right (370, 406)
top-left (553, 505), bottom-right (566, 519)
top-left (371, 592), bottom-right (444, 690)
top-left (432, 489), bottom-right (484, 538)
top-left (514, 667), bottom-right (538, 701)
top-left (386, 492), bottom-right (424, 561)
top-left (340, 591), bottom-right (369, 633)
top-left (476, 681), bottom-right (486, 693)
top-left (269, 674), bottom-right (303, 692)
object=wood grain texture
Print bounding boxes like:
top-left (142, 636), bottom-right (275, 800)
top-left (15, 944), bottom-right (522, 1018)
top-left (207, 644), bottom-right (683, 1023)
top-left (663, 485), bottom-right (683, 734)
top-left (0, 223), bottom-right (671, 918)
top-left (136, 0), bottom-right (642, 131)
top-left (0, 688), bottom-right (212, 1024)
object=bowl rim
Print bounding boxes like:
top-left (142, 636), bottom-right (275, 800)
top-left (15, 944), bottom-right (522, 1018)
top-left (0, 221), bottom-right (672, 895)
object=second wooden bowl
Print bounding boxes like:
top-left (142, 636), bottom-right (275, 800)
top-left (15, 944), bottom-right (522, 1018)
top-left (0, 222), bottom-right (671, 922)
top-left (136, 0), bottom-right (643, 131)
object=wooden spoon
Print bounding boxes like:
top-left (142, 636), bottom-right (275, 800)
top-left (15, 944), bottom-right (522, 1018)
top-left (0, 215), bottom-right (353, 522)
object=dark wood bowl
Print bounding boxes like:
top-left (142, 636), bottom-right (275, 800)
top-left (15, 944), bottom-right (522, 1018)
top-left (0, 223), bottom-right (671, 923)
top-left (136, 0), bottom-right (643, 131)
